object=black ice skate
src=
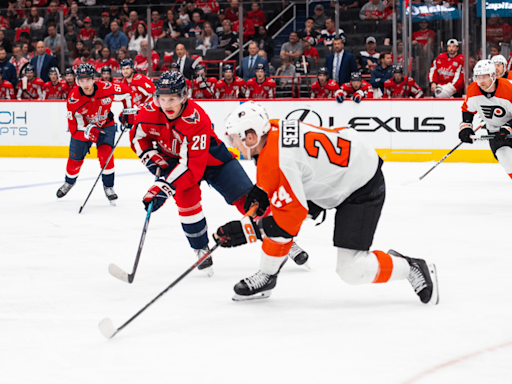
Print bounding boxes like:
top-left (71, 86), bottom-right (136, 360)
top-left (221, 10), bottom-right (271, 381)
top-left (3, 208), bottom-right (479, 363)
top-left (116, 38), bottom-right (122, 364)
top-left (233, 270), bottom-right (278, 301)
top-left (103, 186), bottom-right (118, 206)
top-left (195, 246), bottom-right (213, 277)
top-left (56, 182), bottom-right (74, 198)
top-left (288, 242), bottom-right (309, 267)
top-left (389, 249), bottom-right (439, 305)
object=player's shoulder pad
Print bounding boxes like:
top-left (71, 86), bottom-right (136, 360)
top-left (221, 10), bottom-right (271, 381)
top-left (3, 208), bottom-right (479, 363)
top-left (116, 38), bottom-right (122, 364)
top-left (67, 88), bottom-right (81, 104)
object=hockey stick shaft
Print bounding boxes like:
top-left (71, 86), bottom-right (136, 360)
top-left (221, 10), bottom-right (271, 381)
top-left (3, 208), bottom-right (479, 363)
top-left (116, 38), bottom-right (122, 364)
top-left (470, 134), bottom-right (512, 141)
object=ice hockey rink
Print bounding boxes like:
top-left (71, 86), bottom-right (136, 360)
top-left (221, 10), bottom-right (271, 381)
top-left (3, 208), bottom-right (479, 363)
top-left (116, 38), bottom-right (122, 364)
top-left (1, 158), bottom-right (511, 384)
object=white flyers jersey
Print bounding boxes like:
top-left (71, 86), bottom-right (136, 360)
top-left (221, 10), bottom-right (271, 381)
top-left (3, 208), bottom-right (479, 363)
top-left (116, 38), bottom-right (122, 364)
top-left (462, 78), bottom-right (512, 133)
top-left (257, 119), bottom-right (379, 236)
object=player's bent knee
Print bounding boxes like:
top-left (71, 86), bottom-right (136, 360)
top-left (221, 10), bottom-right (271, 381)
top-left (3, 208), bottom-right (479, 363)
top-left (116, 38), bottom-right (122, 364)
top-left (335, 248), bottom-right (377, 285)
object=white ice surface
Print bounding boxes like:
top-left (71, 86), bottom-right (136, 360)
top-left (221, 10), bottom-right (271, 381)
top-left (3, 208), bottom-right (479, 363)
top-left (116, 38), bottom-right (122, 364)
top-left (1, 158), bottom-right (512, 384)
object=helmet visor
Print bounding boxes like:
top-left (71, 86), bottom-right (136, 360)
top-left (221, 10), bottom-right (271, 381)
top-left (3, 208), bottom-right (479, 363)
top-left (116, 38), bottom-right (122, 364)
top-left (227, 133), bottom-right (244, 148)
top-left (157, 93), bottom-right (186, 107)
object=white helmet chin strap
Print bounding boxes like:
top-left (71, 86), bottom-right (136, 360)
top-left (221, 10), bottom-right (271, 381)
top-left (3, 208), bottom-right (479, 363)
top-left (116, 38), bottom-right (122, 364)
top-left (241, 136), bottom-right (261, 160)
top-left (483, 74), bottom-right (496, 92)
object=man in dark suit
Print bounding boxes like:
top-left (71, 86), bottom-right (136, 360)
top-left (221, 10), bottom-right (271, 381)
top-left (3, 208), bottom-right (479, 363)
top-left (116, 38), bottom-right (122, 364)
top-left (174, 43), bottom-right (195, 80)
top-left (326, 36), bottom-right (357, 86)
top-left (239, 41), bottom-right (269, 81)
top-left (30, 41), bottom-right (58, 83)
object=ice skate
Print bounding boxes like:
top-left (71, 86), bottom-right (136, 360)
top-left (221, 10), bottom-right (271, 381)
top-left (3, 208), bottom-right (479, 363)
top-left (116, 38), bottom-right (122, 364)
top-left (389, 250), bottom-right (439, 305)
top-left (103, 186), bottom-right (118, 206)
top-left (288, 242), bottom-right (309, 267)
top-left (56, 182), bottom-right (74, 198)
top-left (195, 246), bottom-right (214, 277)
top-left (232, 270), bottom-right (277, 301)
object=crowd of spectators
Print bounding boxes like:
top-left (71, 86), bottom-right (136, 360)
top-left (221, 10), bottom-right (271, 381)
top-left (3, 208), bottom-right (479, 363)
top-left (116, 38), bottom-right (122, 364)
top-left (0, 0), bottom-right (512, 100)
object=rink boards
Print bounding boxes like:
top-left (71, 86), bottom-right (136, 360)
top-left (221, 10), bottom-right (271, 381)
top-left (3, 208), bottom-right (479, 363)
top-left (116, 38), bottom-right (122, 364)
top-left (0, 99), bottom-right (496, 163)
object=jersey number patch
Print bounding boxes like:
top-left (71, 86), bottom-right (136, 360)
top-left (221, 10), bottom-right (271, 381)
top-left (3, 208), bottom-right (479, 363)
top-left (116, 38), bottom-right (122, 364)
top-left (271, 186), bottom-right (293, 208)
top-left (191, 134), bottom-right (207, 150)
top-left (304, 132), bottom-right (351, 168)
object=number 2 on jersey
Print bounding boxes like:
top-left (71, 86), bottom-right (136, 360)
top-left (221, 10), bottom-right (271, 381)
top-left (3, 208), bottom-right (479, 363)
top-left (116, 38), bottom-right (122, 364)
top-left (304, 132), bottom-right (351, 167)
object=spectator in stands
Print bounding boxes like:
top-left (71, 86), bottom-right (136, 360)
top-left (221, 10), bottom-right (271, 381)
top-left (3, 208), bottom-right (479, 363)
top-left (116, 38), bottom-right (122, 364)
top-left (233, 10), bottom-right (255, 40)
top-left (129, 22), bottom-right (153, 52)
top-left (186, 0), bottom-right (205, 20)
top-left (178, 5), bottom-right (191, 27)
top-left (162, 9), bottom-right (182, 39)
top-left (370, 50), bottom-right (393, 97)
top-left (78, 17), bottom-right (97, 41)
top-left (96, 45), bottom-right (119, 73)
top-left (71, 39), bottom-right (85, 60)
top-left (215, 9), bottom-right (226, 34)
top-left (196, 21), bottom-right (218, 55)
top-left (44, 24), bottom-right (68, 63)
top-left (105, 20), bottom-right (129, 53)
top-left (248, 2), bottom-right (266, 31)
top-left (276, 56), bottom-right (296, 95)
top-left (0, 31), bottom-right (12, 54)
top-left (359, 0), bottom-right (385, 20)
top-left (217, 19), bottom-right (239, 57)
top-left (254, 26), bottom-right (274, 58)
top-left (65, 23), bottom-right (78, 47)
top-left (98, 12), bottom-right (111, 40)
top-left (194, 0), bottom-right (220, 15)
top-left (72, 48), bottom-right (94, 70)
top-left (326, 36), bottom-right (356, 85)
top-left (489, 44), bottom-right (501, 58)
top-left (280, 32), bottom-right (304, 61)
top-left (298, 17), bottom-right (319, 46)
top-left (330, 0), bottom-right (359, 22)
top-left (312, 4), bottom-right (327, 32)
top-left (0, 13), bottom-right (10, 31)
top-left (391, 39), bottom-right (404, 64)
top-left (20, 6), bottom-right (44, 30)
top-left (109, 4), bottom-right (122, 22)
top-left (240, 41), bottom-right (269, 81)
top-left (45, 0), bottom-right (62, 31)
top-left (225, 0), bottom-right (240, 23)
top-left (360, 36), bottom-right (379, 72)
top-left (382, 0), bottom-right (397, 21)
top-left (122, 0), bottom-right (141, 25)
top-left (258, 49), bottom-right (275, 75)
top-left (116, 47), bottom-right (129, 63)
top-left (21, 42), bottom-right (30, 59)
top-left (319, 17), bottom-right (344, 48)
top-left (302, 39), bottom-right (319, 66)
top-left (93, 39), bottom-right (104, 60)
top-left (150, 10), bottom-right (163, 40)
top-left (486, 15), bottom-right (512, 46)
top-left (63, 2), bottom-right (84, 31)
top-left (134, 39), bottom-right (159, 74)
top-left (412, 20), bottom-right (434, 53)
top-left (174, 43), bottom-right (195, 80)
top-left (9, 45), bottom-right (29, 77)
top-left (30, 41), bottom-right (58, 82)
top-left (0, 47), bottom-right (17, 87)
top-left (355, 55), bottom-right (370, 75)
top-left (186, 11), bottom-right (204, 38)
top-left (124, 11), bottom-right (139, 40)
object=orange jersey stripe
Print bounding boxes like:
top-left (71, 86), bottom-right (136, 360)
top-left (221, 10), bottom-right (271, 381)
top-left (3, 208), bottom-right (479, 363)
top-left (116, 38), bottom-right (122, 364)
top-left (372, 251), bottom-right (394, 283)
top-left (262, 237), bottom-right (293, 257)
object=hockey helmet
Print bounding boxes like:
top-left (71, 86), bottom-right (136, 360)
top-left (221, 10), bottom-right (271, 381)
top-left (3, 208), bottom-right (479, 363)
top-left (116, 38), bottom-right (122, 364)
top-left (48, 67), bottom-right (60, 76)
top-left (101, 66), bottom-right (112, 74)
top-left (194, 64), bottom-right (206, 73)
top-left (155, 71), bottom-right (187, 99)
top-left (65, 68), bottom-right (75, 77)
top-left (223, 64), bottom-right (234, 73)
top-left (317, 67), bottom-right (329, 77)
top-left (254, 63), bottom-right (266, 73)
top-left (76, 63), bottom-right (95, 79)
top-left (391, 64), bottom-right (403, 74)
top-left (491, 55), bottom-right (507, 66)
top-left (120, 58), bottom-right (134, 69)
top-left (473, 60), bottom-right (496, 77)
top-left (169, 62), bottom-right (179, 71)
top-left (25, 64), bottom-right (35, 74)
top-left (350, 71), bottom-right (363, 81)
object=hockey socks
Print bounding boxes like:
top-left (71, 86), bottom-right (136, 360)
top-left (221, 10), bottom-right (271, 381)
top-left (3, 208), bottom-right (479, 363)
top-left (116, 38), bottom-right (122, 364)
top-left (98, 145), bottom-right (115, 188)
top-left (65, 158), bottom-right (83, 185)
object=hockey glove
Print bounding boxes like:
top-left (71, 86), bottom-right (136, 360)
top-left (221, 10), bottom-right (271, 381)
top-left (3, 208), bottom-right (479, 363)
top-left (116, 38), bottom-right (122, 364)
top-left (334, 90), bottom-right (344, 104)
top-left (494, 126), bottom-right (512, 143)
top-left (458, 123), bottom-right (474, 144)
top-left (119, 110), bottom-right (136, 130)
top-left (353, 90), bottom-right (364, 104)
top-left (143, 180), bottom-right (175, 212)
top-left (84, 124), bottom-right (101, 143)
top-left (243, 185), bottom-right (270, 217)
top-left (141, 150), bottom-right (169, 175)
top-left (215, 216), bottom-right (262, 248)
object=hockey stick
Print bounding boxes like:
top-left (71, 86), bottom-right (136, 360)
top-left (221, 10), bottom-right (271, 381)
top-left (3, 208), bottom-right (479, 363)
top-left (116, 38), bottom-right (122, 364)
top-left (78, 109), bottom-right (137, 213)
top-left (471, 134), bottom-right (512, 141)
top-left (401, 125), bottom-right (482, 186)
top-left (98, 205), bottom-right (258, 339)
top-left (108, 168), bottom-right (162, 283)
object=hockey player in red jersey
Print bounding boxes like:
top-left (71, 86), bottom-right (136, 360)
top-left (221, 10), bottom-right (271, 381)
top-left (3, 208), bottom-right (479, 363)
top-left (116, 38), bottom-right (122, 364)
top-left (429, 38), bottom-right (465, 98)
top-left (56, 63), bottom-right (134, 204)
top-left (191, 64), bottom-right (217, 99)
top-left (0, 71), bottom-right (15, 100)
top-left (215, 64), bottom-right (246, 99)
top-left (100, 66), bottom-right (113, 82)
top-left (335, 72), bottom-right (373, 103)
top-left (310, 67), bottom-right (339, 99)
top-left (64, 68), bottom-right (76, 92)
top-left (17, 64), bottom-right (44, 100)
top-left (384, 64), bottom-right (423, 98)
top-left (215, 101), bottom-right (439, 304)
top-left (43, 67), bottom-right (70, 100)
top-left (118, 58), bottom-right (155, 108)
top-left (459, 60), bottom-right (512, 180)
top-left (168, 63), bottom-right (193, 98)
top-left (245, 63), bottom-right (276, 99)
top-left (491, 55), bottom-right (512, 82)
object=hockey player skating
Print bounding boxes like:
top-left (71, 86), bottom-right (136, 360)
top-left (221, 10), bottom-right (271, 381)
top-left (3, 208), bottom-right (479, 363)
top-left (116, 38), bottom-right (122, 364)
top-left (118, 58), bottom-right (155, 108)
top-left (310, 67), bottom-right (339, 99)
top-left (130, 72), bottom-right (308, 276)
top-left (491, 55), bottom-right (512, 82)
top-left (335, 71), bottom-right (373, 103)
top-left (215, 101), bottom-right (439, 304)
top-left (459, 60), bottom-right (512, 180)
top-left (56, 63), bottom-right (134, 204)
top-left (384, 64), bottom-right (423, 99)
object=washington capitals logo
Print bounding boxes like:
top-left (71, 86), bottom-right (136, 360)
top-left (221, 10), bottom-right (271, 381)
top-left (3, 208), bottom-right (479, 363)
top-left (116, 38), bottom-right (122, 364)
top-left (182, 109), bottom-right (200, 124)
top-left (68, 95), bottom-right (79, 104)
top-left (481, 105), bottom-right (506, 119)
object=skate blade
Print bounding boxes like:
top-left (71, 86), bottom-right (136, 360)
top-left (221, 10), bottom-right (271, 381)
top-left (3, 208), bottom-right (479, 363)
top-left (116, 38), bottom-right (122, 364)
top-left (200, 267), bottom-right (214, 277)
top-left (232, 291), bottom-right (272, 302)
top-left (109, 200), bottom-right (117, 206)
top-left (303, 261), bottom-right (311, 270)
top-left (427, 263), bottom-right (439, 305)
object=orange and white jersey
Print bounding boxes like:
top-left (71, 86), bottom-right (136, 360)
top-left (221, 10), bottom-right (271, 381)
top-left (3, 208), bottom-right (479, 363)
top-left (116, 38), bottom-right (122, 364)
top-left (257, 119), bottom-right (379, 237)
top-left (462, 78), bottom-right (512, 133)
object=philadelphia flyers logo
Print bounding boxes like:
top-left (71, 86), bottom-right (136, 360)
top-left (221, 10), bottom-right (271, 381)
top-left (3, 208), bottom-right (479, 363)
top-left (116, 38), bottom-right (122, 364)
top-left (182, 109), bottom-right (200, 124)
top-left (481, 105), bottom-right (506, 119)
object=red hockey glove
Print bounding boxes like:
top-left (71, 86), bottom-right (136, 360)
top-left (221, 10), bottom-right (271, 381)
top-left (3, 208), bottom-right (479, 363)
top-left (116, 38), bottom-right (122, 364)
top-left (141, 150), bottom-right (169, 175)
top-left (352, 90), bottom-right (364, 104)
top-left (84, 124), bottom-right (101, 143)
top-left (334, 90), bottom-right (344, 104)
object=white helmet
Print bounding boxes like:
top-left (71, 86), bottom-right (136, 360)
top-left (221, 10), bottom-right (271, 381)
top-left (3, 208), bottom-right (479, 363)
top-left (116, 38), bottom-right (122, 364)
top-left (225, 101), bottom-right (270, 158)
top-left (491, 55), bottom-right (507, 66)
top-left (474, 59), bottom-right (496, 77)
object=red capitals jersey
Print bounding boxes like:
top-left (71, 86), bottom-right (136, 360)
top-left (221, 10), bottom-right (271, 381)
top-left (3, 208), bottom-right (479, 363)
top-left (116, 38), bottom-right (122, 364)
top-left (429, 53), bottom-right (465, 94)
top-left (192, 77), bottom-right (217, 99)
top-left (134, 52), bottom-right (160, 74)
top-left (67, 81), bottom-right (133, 141)
top-left (384, 77), bottom-right (423, 99)
top-left (215, 77), bottom-right (246, 99)
top-left (78, 27), bottom-right (97, 41)
top-left (341, 80), bottom-right (373, 99)
top-left (95, 58), bottom-right (120, 73)
top-left (245, 77), bottom-right (276, 99)
top-left (194, 0), bottom-right (220, 14)
top-left (0, 80), bottom-right (15, 100)
top-left (151, 20), bottom-right (163, 39)
top-left (17, 78), bottom-right (45, 100)
top-left (119, 74), bottom-right (156, 108)
top-left (412, 30), bottom-right (435, 46)
top-left (43, 80), bottom-right (70, 100)
top-left (311, 79), bottom-right (339, 99)
top-left (130, 99), bottom-right (235, 191)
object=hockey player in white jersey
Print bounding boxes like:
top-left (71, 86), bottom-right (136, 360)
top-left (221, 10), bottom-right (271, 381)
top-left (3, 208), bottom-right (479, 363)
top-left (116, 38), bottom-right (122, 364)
top-left (459, 60), bottom-right (512, 180)
top-left (491, 55), bottom-right (512, 82)
top-left (214, 101), bottom-right (439, 304)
